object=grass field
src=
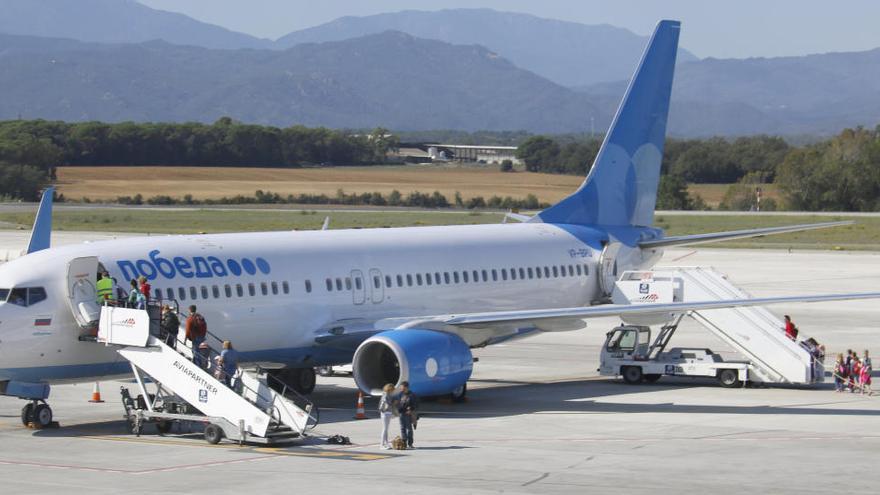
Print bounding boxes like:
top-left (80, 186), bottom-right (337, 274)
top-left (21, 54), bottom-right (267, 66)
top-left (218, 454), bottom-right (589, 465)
top-left (56, 165), bottom-right (583, 203)
top-left (0, 208), bottom-right (874, 250)
top-left (686, 183), bottom-right (782, 208)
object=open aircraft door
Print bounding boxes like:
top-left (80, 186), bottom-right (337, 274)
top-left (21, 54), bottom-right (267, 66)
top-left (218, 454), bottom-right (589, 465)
top-left (66, 256), bottom-right (100, 329)
top-left (598, 243), bottom-right (622, 297)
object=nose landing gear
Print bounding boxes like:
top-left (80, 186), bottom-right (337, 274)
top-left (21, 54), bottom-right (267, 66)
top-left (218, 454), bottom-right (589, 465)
top-left (21, 400), bottom-right (54, 428)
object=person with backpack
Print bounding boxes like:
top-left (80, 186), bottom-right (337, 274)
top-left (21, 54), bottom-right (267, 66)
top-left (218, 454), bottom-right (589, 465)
top-left (160, 305), bottom-right (180, 349)
top-left (186, 305), bottom-right (208, 368)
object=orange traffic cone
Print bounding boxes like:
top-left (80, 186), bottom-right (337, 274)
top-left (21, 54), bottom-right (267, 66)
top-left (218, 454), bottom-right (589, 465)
top-left (353, 391), bottom-right (367, 420)
top-left (88, 382), bottom-right (104, 403)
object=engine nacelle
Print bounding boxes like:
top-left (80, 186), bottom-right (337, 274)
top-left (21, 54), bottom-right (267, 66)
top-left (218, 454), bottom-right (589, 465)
top-left (352, 329), bottom-right (473, 397)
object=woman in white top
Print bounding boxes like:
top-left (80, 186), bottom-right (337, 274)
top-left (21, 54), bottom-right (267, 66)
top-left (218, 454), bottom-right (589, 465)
top-left (378, 383), bottom-right (397, 449)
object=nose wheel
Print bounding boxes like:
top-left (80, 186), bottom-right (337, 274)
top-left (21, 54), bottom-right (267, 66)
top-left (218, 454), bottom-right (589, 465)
top-left (21, 401), bottom-right (54, 428)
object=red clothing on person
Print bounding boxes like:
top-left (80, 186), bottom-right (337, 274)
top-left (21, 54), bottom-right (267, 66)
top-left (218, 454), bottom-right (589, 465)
top-left (784, 321), bottom-right (796, 340)
top-left (140, 281), bottom-right (151, 300)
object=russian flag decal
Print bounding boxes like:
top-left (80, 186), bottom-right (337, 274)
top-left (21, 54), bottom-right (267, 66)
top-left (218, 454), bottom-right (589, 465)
top-left (34, 318), bottom-right (52, 326)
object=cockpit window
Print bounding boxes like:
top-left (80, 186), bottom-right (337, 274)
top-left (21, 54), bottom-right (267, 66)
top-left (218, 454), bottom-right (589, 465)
top-left (4, 287), bottom-right (47, 307)
top-left (28, 287), bottom-right (47, 305)
top-left (8, 288), bottom-right (27, 306)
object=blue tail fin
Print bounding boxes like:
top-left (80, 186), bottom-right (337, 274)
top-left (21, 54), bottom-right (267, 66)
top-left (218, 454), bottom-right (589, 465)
top-left (26, 186), bottom-right (53, 254)
top-left (536, 20), bottom-right (680, 227)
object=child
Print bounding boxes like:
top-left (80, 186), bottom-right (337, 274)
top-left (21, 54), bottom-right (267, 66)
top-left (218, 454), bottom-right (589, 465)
top-left (834, 354), bottom-right (846, 392)
top-left (851, 357), bottom-right (862, 393)
top-left (860, 353), bottom-right (872, 395)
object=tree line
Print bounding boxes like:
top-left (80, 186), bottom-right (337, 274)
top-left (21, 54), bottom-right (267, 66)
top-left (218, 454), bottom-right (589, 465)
top-left (516, 130), bottom-right (880, 211)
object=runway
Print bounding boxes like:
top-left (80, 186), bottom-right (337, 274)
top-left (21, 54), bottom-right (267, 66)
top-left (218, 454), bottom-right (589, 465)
top-left (1, 243), bottom-right (879, 493)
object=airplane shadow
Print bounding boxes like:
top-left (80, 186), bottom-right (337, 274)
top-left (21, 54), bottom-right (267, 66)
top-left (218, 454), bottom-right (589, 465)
top-left (311, 377), bottom-right (880, 426)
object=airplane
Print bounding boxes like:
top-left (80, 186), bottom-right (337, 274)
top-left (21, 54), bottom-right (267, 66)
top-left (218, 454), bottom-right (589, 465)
top-left (1, 20), bottom-right (877, 427)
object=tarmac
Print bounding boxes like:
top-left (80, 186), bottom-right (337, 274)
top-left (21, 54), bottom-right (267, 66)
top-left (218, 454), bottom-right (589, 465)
top-left (2, 233), bottom-right (880, 494)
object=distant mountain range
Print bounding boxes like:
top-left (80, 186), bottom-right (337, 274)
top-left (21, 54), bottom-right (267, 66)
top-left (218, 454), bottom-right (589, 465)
top-left (0, 31), bottom-right (601, 132)
top-left (0, 0), bottom-right (879, 136)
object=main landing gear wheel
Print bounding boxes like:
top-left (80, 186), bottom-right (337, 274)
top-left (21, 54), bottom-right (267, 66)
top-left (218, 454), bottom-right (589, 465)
top-left (290, 368), bottom-right (316, 395)
top-left (204, 423), bottom-right (223, 444)
top-left (20, 403), bottom-right (34, 426)
top-left (718, 369), bottom-right (742, 388)
top-left (450, 383), bottom-right (468, 403)
top-left (622, 366), bottom-right (643, 385)
top-left (32, 403), bottom-right (53, 428)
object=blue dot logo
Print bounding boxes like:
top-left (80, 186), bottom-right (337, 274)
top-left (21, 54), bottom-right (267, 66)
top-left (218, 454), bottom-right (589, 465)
top-left (227, 259), bottom-right (242, 276)
top-left (256, 257), bottom-right (271, 274)
top-left (241, 258), bottom-right (256, 275)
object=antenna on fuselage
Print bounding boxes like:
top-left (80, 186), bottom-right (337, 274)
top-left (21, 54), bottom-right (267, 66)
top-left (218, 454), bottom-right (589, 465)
top-left (25, 186), bottom-right (54, 254)
top-left (321, 216), bottom-right (330, 230)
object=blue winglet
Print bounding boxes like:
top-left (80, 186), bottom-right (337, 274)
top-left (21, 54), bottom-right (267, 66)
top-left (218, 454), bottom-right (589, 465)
top-left (25, 187), bottom-right (54, 254)
top-left (536, 20), bottom-right (681, 227)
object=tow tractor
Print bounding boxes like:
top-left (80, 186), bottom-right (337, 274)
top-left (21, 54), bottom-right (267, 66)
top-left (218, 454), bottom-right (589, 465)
top-left (598, 320), bottom-right (750, 388)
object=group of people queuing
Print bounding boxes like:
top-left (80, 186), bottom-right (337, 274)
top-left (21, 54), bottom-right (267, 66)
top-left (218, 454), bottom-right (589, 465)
top-left (95, 271), bottom-right (151, 309)
top-left (179, 304), bottom-right (239, 388)
top-left (834, 350), bottom-right (873, 394)
top-left (378, 381), bottom-right (419, 450)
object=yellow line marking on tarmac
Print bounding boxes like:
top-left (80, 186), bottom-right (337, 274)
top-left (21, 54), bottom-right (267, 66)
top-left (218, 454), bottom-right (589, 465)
top-left (254, 447), bottom-right (393, 461)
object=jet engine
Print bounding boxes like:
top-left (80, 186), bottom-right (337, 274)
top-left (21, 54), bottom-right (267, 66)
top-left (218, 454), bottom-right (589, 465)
top-left (352, 329), bottom-right (472, 398)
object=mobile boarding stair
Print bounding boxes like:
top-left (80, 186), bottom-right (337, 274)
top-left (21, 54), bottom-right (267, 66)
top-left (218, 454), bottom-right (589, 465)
top-left (611, 267), bottom-right (824, 386)
top-left (96, 304), bottom-right (318, 444)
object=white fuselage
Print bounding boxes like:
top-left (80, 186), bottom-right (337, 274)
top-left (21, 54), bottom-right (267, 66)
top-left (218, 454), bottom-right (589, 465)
top-left (0, 222), bottom-right (658, 383)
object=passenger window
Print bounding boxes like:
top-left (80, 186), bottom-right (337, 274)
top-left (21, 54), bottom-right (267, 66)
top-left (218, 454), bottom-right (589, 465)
top-left (345, 278), bottom-right (352, 290)
top-left (224, 285), bottom-right (232, 298)
top-left (166, 288), bottom-right (174, 300)
top-left (261, 282), bottom-right (268, 295)
top-left (190, 287), bottom-right (198, 300)
top-left (326, 278), bottom-right (333, 291)
top-left (527, 268), bottom-right (534, 279)
top-left (201, 286), bottom-right (209, 299)
top-left (544, 267), bottom-right (550, 278)
top-left (248, 283), bottom-right (256, 296)
top-left (397, 274), bottom-right (404, 287)
top-left (453, 272), bottom-right (459, 283)
top-left (212, 286), bottom-right (220, 298)
top-left (236, 284), bottom-right (243, 297)
top-left (425, 273), bottom-right (432, 286)
top-left (434, 273), bottom-right (440, 284)
top-left (385, 275), bottom-right (392, 287)
top-left (576, 265), bottom-right (583, 276)
top-left (406, 274), bottom-right (413, 286)
top-left (355, 277), bottom-right (362, 290)
top-left (568, 265), bottom-right (575, 276)
top-left (491, 269), bottom-right (498, 281)
top-left (583, 264), bottom-right (590, 276)
top-left (178, 287), bottom-right (186, 301)
top-left (336, 278), bottom-right (343, 291)
top-left (28, 287), bottom-right (48, 305)
top-left (416, 274), bottom-right (423, 286)
top-left (444, 272), bottom-right (450, 284)
top-left (501, 269), bottom-right (507, 281)
top-left (305, 280), bottom-right (312, 293)
top-left (373, 276), bottom-right (381, 288)
top-left (552, 266), bottom-right (559, 278)
top-left (282, 281), bottom-right (289, 294)
top-left (535, 267), bottom-right (542, 279)
top-left (154, 288), bottom-right (162, 300)
top-left (271, 282), bottom-right (278, 295)
top-left (481, 270), bottom-right (487, 282)
top-left (519, 268), bottom-right (525, 279)
top-left (463, 271), bottom-right (469, 283)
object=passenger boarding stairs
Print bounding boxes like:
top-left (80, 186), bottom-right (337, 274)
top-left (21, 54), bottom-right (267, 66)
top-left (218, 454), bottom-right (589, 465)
top-left (614, 267), bottom-right (823, 385)
top-left (95, 304), bottom-right (316, 441)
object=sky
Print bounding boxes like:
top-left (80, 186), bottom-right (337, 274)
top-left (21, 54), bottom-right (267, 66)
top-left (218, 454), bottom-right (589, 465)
top-left (138, 0), bottom-right (880, 59)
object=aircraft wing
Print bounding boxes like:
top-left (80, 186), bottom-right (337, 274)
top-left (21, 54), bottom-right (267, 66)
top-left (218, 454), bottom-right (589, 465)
top-left (639, 220), bottom-right (853, 249)
top-left (360, 290), bottom-right (880, 347)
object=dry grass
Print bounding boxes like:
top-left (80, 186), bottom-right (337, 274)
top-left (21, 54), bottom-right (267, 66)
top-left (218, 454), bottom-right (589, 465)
top-left (687, 183), bottom-right (782, 208)
top-left (56, 165), bottom-right (583, 203)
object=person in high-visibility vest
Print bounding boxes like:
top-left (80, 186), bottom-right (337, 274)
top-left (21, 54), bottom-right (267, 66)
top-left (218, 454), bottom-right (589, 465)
top-left (96, 272), bottom-right (115, 304)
